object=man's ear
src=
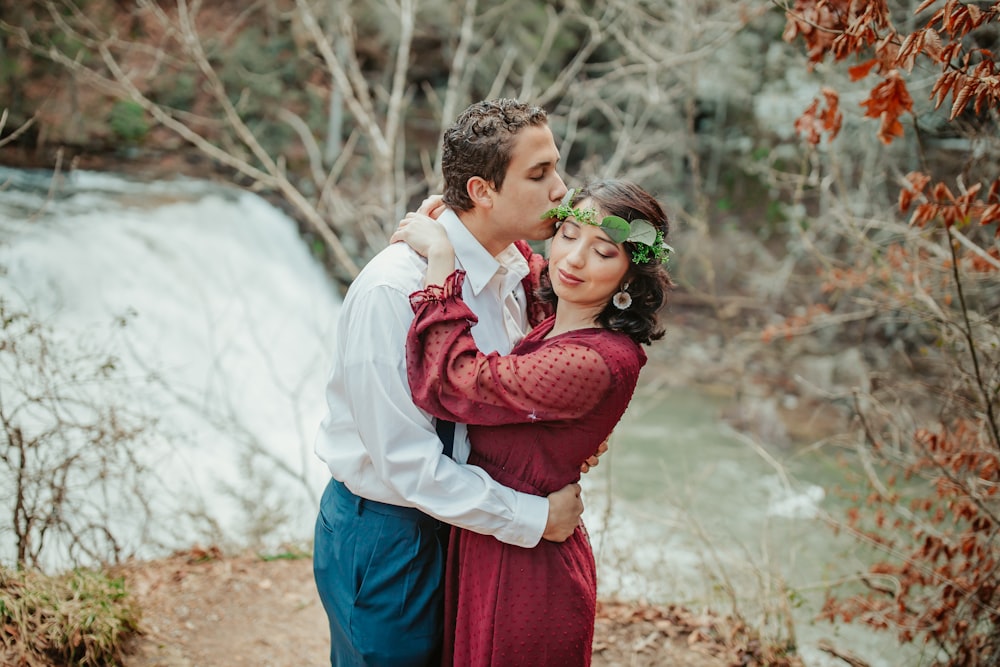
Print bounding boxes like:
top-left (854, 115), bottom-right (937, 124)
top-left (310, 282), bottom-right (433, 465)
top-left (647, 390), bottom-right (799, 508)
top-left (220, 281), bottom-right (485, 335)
top-left (467, 177), bottom-right (494, 209)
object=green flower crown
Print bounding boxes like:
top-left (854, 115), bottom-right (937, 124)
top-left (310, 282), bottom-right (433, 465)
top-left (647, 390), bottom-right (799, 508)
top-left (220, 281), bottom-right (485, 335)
top-left (542, 189), bottom-right (673, 265)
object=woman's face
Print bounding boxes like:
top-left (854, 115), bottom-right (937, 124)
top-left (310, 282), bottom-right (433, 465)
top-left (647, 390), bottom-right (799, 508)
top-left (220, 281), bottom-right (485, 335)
top-left (547, 198), bottom-right (631, 311)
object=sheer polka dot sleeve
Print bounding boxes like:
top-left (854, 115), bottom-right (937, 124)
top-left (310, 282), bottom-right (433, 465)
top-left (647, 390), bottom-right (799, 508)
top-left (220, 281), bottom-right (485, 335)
top-left (407, 271), bottom-right (616, 425)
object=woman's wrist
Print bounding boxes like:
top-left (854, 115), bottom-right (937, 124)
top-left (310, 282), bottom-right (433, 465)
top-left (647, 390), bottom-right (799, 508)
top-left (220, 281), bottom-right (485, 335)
top-left (428, 244), bottom-right (454, 264)
top-left (425, 243), bottom-right (455, 287)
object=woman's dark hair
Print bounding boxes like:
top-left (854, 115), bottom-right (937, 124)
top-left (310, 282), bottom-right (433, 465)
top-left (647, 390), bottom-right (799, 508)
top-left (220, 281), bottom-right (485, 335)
top-left (536, 179), bottom-right (674, 345)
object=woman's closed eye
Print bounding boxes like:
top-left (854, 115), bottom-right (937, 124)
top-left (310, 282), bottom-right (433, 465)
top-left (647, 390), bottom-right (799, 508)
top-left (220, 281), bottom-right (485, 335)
top-left (559, 230), bottom-right (616, 258)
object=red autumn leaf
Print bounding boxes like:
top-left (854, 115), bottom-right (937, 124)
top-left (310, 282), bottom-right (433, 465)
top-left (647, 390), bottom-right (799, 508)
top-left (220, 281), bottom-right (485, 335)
top-left (980, 203), bottom-right (1000, 227)
top-left (899, 187), bottom-right (915, 212)
top-left (795, 98), bottom-right (822, 145)
top-left (932, 181), bottom-right (956, 202)
top-left (950, 79), bottom-right (977, 118)
top-left (906, 171), bottom-right (932, 193)
top-left (921, 28), bottom-right (944, 61)
top-left (849, 58), bottom-right (879, 80)
top-left (796, 87), bottom-right (844, 144)
top-left (860, 71), bottom-right (913, 143)
top-left (877, 113), bottom-right (905, 143)
top-left (910, 202), bottom-right (939, 227)
top-left (819, 88), bottom-right (843, 138)
top-left (989, 178), bottom-right (1000, 204)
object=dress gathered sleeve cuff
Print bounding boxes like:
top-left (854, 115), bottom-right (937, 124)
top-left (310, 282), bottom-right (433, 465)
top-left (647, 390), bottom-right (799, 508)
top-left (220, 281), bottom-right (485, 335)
top-left (407, 273), bottom-right (615, 426)
top-left (408, 269), bottom-right (471, 313)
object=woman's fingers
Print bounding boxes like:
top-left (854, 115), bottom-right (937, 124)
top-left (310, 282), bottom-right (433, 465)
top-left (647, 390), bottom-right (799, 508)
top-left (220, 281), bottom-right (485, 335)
top-left (417, 194), bottom-right (445, 218)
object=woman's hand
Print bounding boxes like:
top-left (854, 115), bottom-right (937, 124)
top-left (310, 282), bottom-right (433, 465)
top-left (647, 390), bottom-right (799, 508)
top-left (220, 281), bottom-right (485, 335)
top-left (391, 212), bottom-right (452, 258)
top-left (417, 194), bottom-right (446, 219)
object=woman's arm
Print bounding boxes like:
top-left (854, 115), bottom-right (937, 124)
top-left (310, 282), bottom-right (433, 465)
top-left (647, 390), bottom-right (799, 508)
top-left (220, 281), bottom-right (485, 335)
top-left (405, 272), bottom-right (633, 426)
top-left (390, 212), bottom-right (454, 287)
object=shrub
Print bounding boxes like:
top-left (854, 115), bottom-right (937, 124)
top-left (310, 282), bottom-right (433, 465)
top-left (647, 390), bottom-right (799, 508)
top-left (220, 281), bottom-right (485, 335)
top-left (1, 298), bottom-right (157, 569)
top-left (0, 565), bottom-right (141, 666)
top-left (108, 100), bottom-right (148, 145)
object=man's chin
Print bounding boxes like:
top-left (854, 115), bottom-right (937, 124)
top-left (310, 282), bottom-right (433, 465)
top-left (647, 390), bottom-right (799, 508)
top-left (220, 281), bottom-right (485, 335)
top-left (532, 221), bottom-right (559, 240)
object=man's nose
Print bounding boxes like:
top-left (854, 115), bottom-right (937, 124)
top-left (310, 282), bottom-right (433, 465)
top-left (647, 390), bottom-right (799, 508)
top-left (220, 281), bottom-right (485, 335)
top-left (551, 174), bottom-right (568, 201)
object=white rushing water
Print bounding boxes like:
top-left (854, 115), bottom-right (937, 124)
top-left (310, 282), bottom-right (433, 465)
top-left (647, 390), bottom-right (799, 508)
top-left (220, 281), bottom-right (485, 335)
top-left (0, 168), bottom-right (338, 564)
top-left (0, 169), bottom-right (907, 665)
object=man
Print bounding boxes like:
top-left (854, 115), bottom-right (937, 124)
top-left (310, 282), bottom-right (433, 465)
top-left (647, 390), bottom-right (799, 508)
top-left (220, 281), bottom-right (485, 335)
top-left (313, 98), bottom-right (584, 666)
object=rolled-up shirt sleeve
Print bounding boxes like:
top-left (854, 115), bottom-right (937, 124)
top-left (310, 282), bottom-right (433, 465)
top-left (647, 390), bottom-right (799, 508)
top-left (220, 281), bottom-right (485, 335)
top-left (335, 279), bottom-right (548, 547)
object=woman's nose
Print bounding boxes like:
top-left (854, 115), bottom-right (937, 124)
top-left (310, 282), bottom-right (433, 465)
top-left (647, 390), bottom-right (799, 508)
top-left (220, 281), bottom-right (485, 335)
top-left (565, 245), bottom-right (586, 267)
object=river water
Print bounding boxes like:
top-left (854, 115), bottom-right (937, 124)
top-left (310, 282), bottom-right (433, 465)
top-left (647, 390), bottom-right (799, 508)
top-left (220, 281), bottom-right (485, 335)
top-left (0, 169), bottom-right (909, 666)
top-left (584, 389), bottom-right (914, 666)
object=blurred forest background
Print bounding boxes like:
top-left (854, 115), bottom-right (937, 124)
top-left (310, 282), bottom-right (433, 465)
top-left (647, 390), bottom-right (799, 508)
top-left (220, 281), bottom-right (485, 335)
top-left (2, 0), bottom-right (999, 665)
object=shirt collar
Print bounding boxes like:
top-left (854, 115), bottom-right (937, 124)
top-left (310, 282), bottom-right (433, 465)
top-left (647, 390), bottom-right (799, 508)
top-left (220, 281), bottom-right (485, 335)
top-left (439, 208), bottom-right (529, 296)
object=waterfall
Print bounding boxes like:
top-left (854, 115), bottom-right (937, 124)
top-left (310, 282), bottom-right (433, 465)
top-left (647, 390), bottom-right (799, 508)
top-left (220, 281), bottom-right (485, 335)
top-left (0, 168), bottom-right (339, 566)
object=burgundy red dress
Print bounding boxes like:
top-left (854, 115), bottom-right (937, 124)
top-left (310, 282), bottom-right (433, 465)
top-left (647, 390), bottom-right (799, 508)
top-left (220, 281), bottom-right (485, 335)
top-left (406, 270), bottom-right (647, 667)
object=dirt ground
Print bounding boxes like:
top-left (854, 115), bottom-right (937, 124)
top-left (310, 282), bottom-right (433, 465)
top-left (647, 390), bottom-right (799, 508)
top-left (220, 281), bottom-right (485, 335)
top-left (117, 548), bottom-right (738, 667)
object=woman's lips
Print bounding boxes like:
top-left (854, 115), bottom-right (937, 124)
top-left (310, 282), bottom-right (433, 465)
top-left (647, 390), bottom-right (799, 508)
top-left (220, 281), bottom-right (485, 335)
top-left (557, 268), bottom-right (583, 286)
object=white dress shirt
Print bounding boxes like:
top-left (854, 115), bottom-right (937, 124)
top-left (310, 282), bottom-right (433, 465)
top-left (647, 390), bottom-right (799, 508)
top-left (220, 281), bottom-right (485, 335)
top-left (314, 208), bottom-right (548, 547)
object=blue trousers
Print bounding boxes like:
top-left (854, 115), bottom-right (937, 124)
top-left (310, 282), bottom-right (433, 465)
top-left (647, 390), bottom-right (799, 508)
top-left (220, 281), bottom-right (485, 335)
top-left (313, 479), bottom-right (447, 667)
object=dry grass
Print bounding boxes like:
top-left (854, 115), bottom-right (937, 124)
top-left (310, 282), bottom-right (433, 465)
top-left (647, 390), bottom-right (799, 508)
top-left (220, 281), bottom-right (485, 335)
top-left (0, 565), bottom-right (141, 666)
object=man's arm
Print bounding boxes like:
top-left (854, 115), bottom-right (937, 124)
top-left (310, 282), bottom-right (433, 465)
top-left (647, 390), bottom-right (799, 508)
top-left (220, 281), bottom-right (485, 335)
top-left (580, 437), bottom-right (610, 474)
top-left (337, 272), bottom-right (581, 545)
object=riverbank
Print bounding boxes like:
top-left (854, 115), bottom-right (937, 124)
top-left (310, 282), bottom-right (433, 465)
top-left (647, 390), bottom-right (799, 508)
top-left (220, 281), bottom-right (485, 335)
top-left (117, 548), bottom-right (796, 667)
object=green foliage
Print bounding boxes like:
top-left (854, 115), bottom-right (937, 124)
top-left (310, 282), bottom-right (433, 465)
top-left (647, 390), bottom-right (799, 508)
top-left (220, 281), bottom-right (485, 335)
top-left (219, 27), bottom-right (298, 107)
top-left (0, 565), bottom-right (141, 667)
top-left (212, 25), bottom-right (313, 162)
top-left (108, 100), bottom-right (148, 145)
top-left (257, 544), bottom-right (311, 562)
top-left (154, 72), bottom-right (197, 112)
top-left (765, 199), bottom-right (786, 226)
top-left (543, 190), bottom-right (671, 264)
top-left (0, 52), bottom-right (21, 82)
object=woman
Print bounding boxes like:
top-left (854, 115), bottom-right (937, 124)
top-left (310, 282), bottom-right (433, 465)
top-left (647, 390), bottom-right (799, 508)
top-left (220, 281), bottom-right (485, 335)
top-left (393, 180), bottom-right (673, 666)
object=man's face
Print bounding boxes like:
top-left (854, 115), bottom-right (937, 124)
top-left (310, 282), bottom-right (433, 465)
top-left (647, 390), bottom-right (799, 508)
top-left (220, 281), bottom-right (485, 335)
top-left (489, 124), bottom-right (567, 245)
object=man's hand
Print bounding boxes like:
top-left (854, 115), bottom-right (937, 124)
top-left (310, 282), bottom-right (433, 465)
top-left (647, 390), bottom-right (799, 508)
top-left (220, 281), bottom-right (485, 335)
top-left (542, 482), bottom-right (583, 542)
top-left (580, 437), bottom-right (610, 474)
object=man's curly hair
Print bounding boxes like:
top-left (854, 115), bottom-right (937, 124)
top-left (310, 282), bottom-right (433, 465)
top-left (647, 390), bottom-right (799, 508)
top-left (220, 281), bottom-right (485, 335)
top-left (441, 99), bottom-right (549, 211)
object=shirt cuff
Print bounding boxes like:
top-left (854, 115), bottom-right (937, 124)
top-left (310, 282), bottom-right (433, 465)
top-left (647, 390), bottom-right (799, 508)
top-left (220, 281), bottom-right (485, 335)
top-left (493, 492), bottom-right (548, 548)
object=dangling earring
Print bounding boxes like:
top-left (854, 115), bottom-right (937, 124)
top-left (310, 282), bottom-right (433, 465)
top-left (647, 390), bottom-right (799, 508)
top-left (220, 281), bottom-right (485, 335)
top-left (612, 282), bottom-right (632, 310)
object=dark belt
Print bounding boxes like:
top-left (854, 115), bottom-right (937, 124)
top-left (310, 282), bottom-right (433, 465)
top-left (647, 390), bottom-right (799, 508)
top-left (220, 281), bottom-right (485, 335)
top-left (331, 479), bottom-right (440, 525)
